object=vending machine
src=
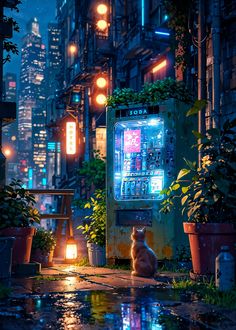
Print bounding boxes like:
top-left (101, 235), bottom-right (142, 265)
top-left (106, 99), bottom-right (196, 263)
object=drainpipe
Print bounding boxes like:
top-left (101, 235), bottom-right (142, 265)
top-left (198, 0), bottom-right (206, 164)
top-left (84, 87), bottom-right (90, 162)
top-left (211, 0), bottom-right (221, 128)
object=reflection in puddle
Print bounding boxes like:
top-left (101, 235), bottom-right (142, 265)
top-left (0, 288), bottom-right (207, 329)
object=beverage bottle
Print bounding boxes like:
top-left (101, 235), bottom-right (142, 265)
top-left (136, 154), bottom-right (142, 171)
top-left (131, 180), bottom-right (136, 195)
top-left (125, 180), bottom-right (131, 196)
top-left (121, 180), bottom-right (126, 196)
top-left (135, 180), bottom-right (141, 196)
top-left (142, 150), bottom-right (147, 171)
top-left (131, 154), bottom-right (136, 172)
top-left (215, 246), bottom-right (235, 291)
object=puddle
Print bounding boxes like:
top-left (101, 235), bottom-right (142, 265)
top-left (0, 288), bottom-right (209, 329)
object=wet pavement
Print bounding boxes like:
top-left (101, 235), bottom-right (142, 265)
top-left (0, 263), bottom-right (235, 329)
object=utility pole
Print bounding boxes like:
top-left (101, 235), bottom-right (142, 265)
top-left (212, 0), bottom-right (221, 128)
top-left (0, 2), bottom-right (6, 187)
top-left (84, 87), bottom-right (90, 162)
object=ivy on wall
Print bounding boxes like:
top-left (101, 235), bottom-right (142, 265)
top-left (162, 0), bottom-right (194, 71)
top-left (106, 78), bottom-right (193, 108)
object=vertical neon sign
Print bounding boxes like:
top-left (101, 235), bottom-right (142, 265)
top-left (66, 122), bottom-right (76, 155)
top-left (141, 0), bottom-right (145, 26)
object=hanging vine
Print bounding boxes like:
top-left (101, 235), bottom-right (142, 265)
top-left (161, 0), bottom-right (195, 72)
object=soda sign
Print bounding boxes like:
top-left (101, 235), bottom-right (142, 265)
top-left (124, 129), bottom-right (141, 153)
top-left (127, 108), bottom-right (148, 117)
top-left (66, 122), bottom-right (76, 155)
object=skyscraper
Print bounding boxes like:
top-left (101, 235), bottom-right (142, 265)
top-left (47, 23), bottom-right (61, 97)
top-left (18, 18), bottom-right (47, 187)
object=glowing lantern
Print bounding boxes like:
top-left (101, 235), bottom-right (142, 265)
top-left (96, 94), bottom-right (107, 105)
top-left (96, 77), bottom-right (107, 88)
top-left (97, 4), bottom-right (108, 15)
top-left (97, 19), bottom-right (108, 30)
top-left (65, 237), bottom-right (78, 262)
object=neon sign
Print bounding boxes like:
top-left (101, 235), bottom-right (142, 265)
top-left (66, 122), bottom-right (76, 155)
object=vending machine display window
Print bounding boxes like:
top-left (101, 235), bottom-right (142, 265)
top-left (114, 118), bottom-right (165, 201)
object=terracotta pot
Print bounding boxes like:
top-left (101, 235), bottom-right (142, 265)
top-left (31, 248), bottom-right (54, 267)
top-left (0, 227), bottom-right (35, 265)
top-left (183, 222), bottom-right (236, 277)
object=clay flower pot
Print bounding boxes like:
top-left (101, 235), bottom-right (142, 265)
top-left (183, 222), bottom-right (236, 279)
top-left (0, 227), bottom-right (35, 265)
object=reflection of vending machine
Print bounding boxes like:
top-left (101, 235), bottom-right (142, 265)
top-left (106, 100), bottom-right (196, 263)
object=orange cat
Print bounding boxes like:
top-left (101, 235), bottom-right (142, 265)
top-left (131, 227), bottom-right (158, 277)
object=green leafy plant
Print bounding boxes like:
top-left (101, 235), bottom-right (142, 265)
top-left (3, 1), bottom-right (22, 64)
top-left (77, 189), bottom-right (106, 247)
top-left (172, 278), bottom-right (236, 309)
top-left (0, 283), bottom-right (11, 299)
top-left (75, 150), bottom-right (105, 197)
top-left (160, 118), bottom-right (236, 223)
top-left (32, 228), bottom-right (56, 253)
top-left (106, 78), bottom-right (192, 108)
top-left (0, 179), bottom-right (40, 229)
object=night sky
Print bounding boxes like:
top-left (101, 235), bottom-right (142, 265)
top-left (4, 0), bottom-right (56, 76)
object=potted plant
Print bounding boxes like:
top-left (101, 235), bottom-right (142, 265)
top-left (0, 179), bottom-right (40, 265)
top-left (77, 189), bottom-right (106, 266)
top-left (31, 228), bottom-right (56, 267)
top-left (160, 118), bottom-right (236, 279)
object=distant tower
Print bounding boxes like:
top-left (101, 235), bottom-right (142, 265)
top-left (18, 18), bottom-right (47, 188)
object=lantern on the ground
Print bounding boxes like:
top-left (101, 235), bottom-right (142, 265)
top-left (65, 237), bottom-right (77, 262)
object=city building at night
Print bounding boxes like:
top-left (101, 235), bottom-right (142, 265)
top-left (18, 17), bottom-right (47, 187)
top-left (2, 72), bottom-right (18, 183)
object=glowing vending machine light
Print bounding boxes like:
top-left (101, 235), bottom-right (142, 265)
top-left (106, 101), bottom-right (196, 263)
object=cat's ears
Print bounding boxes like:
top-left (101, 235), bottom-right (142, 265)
top-left (132, 227), bottom-right (146, 233)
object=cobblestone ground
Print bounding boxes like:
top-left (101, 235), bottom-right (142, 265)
top-left (0, 263), bottom-right (235, 329)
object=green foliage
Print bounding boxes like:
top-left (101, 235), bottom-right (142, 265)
top-left (3, 1), bottom-right (21, 64)
top-left (75, 257), bottom-right (90, 267)
top-left (160, 118), bottom-right (236, 223)
top-left (77, 189), bottom-right (106, 247)
top-left (32, 228), bottom-right (56, 253)
top-left (35, 276), bottom-right (63, 281)
top-left (106, 78), bottom-right (193, 108)
top-left (76, 150), bottom-right (106, 193)
top-left (173, 278), bottom-right (236, 309)
top-left (0, 283), bottom-right (11, 299)
top-left (162, 0), bottom-right (194, 71)
top-left (0, 179), bottom-right (40, 229)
